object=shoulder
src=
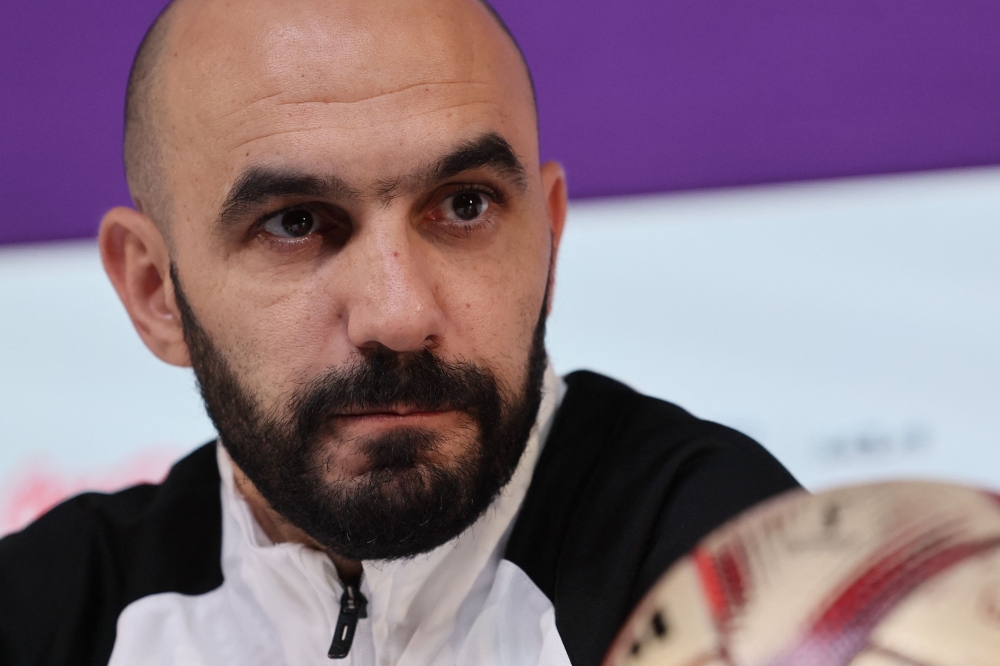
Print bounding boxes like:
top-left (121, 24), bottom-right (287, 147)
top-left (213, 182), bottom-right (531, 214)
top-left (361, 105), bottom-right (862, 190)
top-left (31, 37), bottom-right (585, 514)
top-left (534, 370), bottom-right (796, 525)
top-left (508, 371), bottom-right (799, 666)
top-left (0, 443), bottom-right (223, 666)
top-left (562, 368), bottom-right (793, 474)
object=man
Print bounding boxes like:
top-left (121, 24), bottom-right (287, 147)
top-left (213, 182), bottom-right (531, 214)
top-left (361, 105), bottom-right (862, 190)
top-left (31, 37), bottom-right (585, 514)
top-left (0, 0), bottom-right (798, 664)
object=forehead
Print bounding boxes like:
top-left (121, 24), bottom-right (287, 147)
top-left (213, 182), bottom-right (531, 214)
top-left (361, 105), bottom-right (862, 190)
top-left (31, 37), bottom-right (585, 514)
top-left (160, 0), bottom-right (536, 197)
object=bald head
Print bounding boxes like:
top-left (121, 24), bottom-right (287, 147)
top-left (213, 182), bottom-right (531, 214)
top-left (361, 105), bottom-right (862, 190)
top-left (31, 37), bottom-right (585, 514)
top-left (122, 0), bottom-right (175, 224)
top-left (122, 0), bottom-right (536, 227)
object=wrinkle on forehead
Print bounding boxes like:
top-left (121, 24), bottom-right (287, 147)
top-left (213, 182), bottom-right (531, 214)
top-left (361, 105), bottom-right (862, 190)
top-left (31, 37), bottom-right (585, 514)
top-left (217, 93), bottom-right (499, 161)
top-left (216, 80), bottom-right (497, 125)
top-left (269, 80), bottom-right (497, 108)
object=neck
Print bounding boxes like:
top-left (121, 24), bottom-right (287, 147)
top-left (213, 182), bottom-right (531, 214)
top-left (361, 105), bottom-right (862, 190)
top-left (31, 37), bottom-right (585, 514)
top-left (230, 458), bottom-right (364, 584)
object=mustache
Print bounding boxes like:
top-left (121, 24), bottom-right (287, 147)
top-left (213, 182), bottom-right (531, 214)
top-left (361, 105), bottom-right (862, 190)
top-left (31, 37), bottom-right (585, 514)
top-left (288, 346), bottom-right (500, 442)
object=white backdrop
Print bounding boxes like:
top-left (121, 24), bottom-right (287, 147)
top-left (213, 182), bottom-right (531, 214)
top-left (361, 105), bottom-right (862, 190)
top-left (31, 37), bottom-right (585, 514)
top-left (2, 167), bottom-right (998, 534)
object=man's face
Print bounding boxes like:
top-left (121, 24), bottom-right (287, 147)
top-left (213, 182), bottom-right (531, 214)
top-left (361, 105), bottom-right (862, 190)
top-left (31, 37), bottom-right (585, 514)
top-left (144, 0), bottom-right (564, 558)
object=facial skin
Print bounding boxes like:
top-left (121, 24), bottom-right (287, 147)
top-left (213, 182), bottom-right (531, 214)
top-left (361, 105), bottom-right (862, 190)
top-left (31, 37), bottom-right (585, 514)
top-left (99, 0), bottom-right (567, 575)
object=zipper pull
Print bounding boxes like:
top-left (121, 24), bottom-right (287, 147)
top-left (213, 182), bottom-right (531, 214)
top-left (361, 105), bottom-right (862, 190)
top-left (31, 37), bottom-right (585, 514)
top-left (327, 581), bottom-right (368, 659)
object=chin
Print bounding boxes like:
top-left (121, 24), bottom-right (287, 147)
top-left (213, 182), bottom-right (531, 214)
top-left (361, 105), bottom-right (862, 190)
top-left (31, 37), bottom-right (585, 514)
top-left (313, 426), bottom-right (472, 486)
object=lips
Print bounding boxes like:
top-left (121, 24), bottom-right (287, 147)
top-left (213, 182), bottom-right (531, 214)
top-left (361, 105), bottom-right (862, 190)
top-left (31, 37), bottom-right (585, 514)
top-left (333, 408), bottom-right (459, 425)
top-left (342, 411), bottom-right (437, 418)
top-left (341, 407), bottom-right (432, 417)
top-left (337, 403), bottom-right (458, 418)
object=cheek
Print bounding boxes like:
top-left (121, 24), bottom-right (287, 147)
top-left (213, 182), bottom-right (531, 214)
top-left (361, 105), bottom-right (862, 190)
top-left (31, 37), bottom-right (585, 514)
top-left (198, 269), bottom-right (351, 406)
top-left (438, 230), bottom-right (549, 386)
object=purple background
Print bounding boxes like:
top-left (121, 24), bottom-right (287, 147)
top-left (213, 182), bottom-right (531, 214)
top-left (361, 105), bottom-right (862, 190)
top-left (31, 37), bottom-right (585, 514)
top-left (2, 1), bottom-right (999, 245)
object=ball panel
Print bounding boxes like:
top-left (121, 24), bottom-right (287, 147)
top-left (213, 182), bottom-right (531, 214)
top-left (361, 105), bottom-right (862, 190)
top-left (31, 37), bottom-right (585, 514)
top-left (873, 549), bottom-right (1000, 666)
top-left (607, 482), bottom-right (1000, 666)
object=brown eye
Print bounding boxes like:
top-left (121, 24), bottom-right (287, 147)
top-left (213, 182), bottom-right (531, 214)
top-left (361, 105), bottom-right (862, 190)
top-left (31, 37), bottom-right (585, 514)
top-left (449, 192), bottom-right (489, 221)
top-left (262, 208), bottom-right (318, 238)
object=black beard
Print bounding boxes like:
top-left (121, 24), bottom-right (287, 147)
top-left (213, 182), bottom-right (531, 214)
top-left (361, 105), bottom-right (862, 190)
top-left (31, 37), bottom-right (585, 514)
top-left (171, 265), bottom-right (548, 561)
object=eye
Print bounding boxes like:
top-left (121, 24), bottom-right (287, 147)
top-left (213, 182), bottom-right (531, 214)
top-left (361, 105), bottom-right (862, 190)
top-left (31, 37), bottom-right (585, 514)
top-left (261, 208), bottom-right (320, 239)
top-left (442, 191), bottom-right (490, 223)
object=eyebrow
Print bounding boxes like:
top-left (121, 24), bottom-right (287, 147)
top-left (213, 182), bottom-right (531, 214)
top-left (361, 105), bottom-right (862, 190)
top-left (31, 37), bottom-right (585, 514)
top-left (378, 132), bottom-right (527, 202)
top-left (432, 132), bottom-right (527, 189)
top-left (217, 131), bottom-right (528, 228)
top-left (217, 168), bottom-right (359, 229)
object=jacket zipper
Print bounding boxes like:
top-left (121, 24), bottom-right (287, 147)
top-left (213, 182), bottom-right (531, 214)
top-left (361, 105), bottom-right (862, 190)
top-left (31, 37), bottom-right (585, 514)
top-left (327, 581), bottom-right (368, 659)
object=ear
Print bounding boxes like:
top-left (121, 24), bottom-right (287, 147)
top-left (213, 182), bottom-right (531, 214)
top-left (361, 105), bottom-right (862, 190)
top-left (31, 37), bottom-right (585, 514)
top-left (98, 207), bottom-right (191, 367)
top-left (539, 161), bottom-right (568, 313)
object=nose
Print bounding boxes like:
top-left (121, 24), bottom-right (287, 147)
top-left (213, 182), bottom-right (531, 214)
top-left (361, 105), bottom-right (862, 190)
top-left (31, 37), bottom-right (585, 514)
top-left (344, 222), bottom-right (445, 354)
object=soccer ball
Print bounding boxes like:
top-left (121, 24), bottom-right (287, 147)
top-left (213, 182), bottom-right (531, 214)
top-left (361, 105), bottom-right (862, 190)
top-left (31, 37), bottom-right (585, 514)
top-left (605, 481), bottom-right (1000, 666)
